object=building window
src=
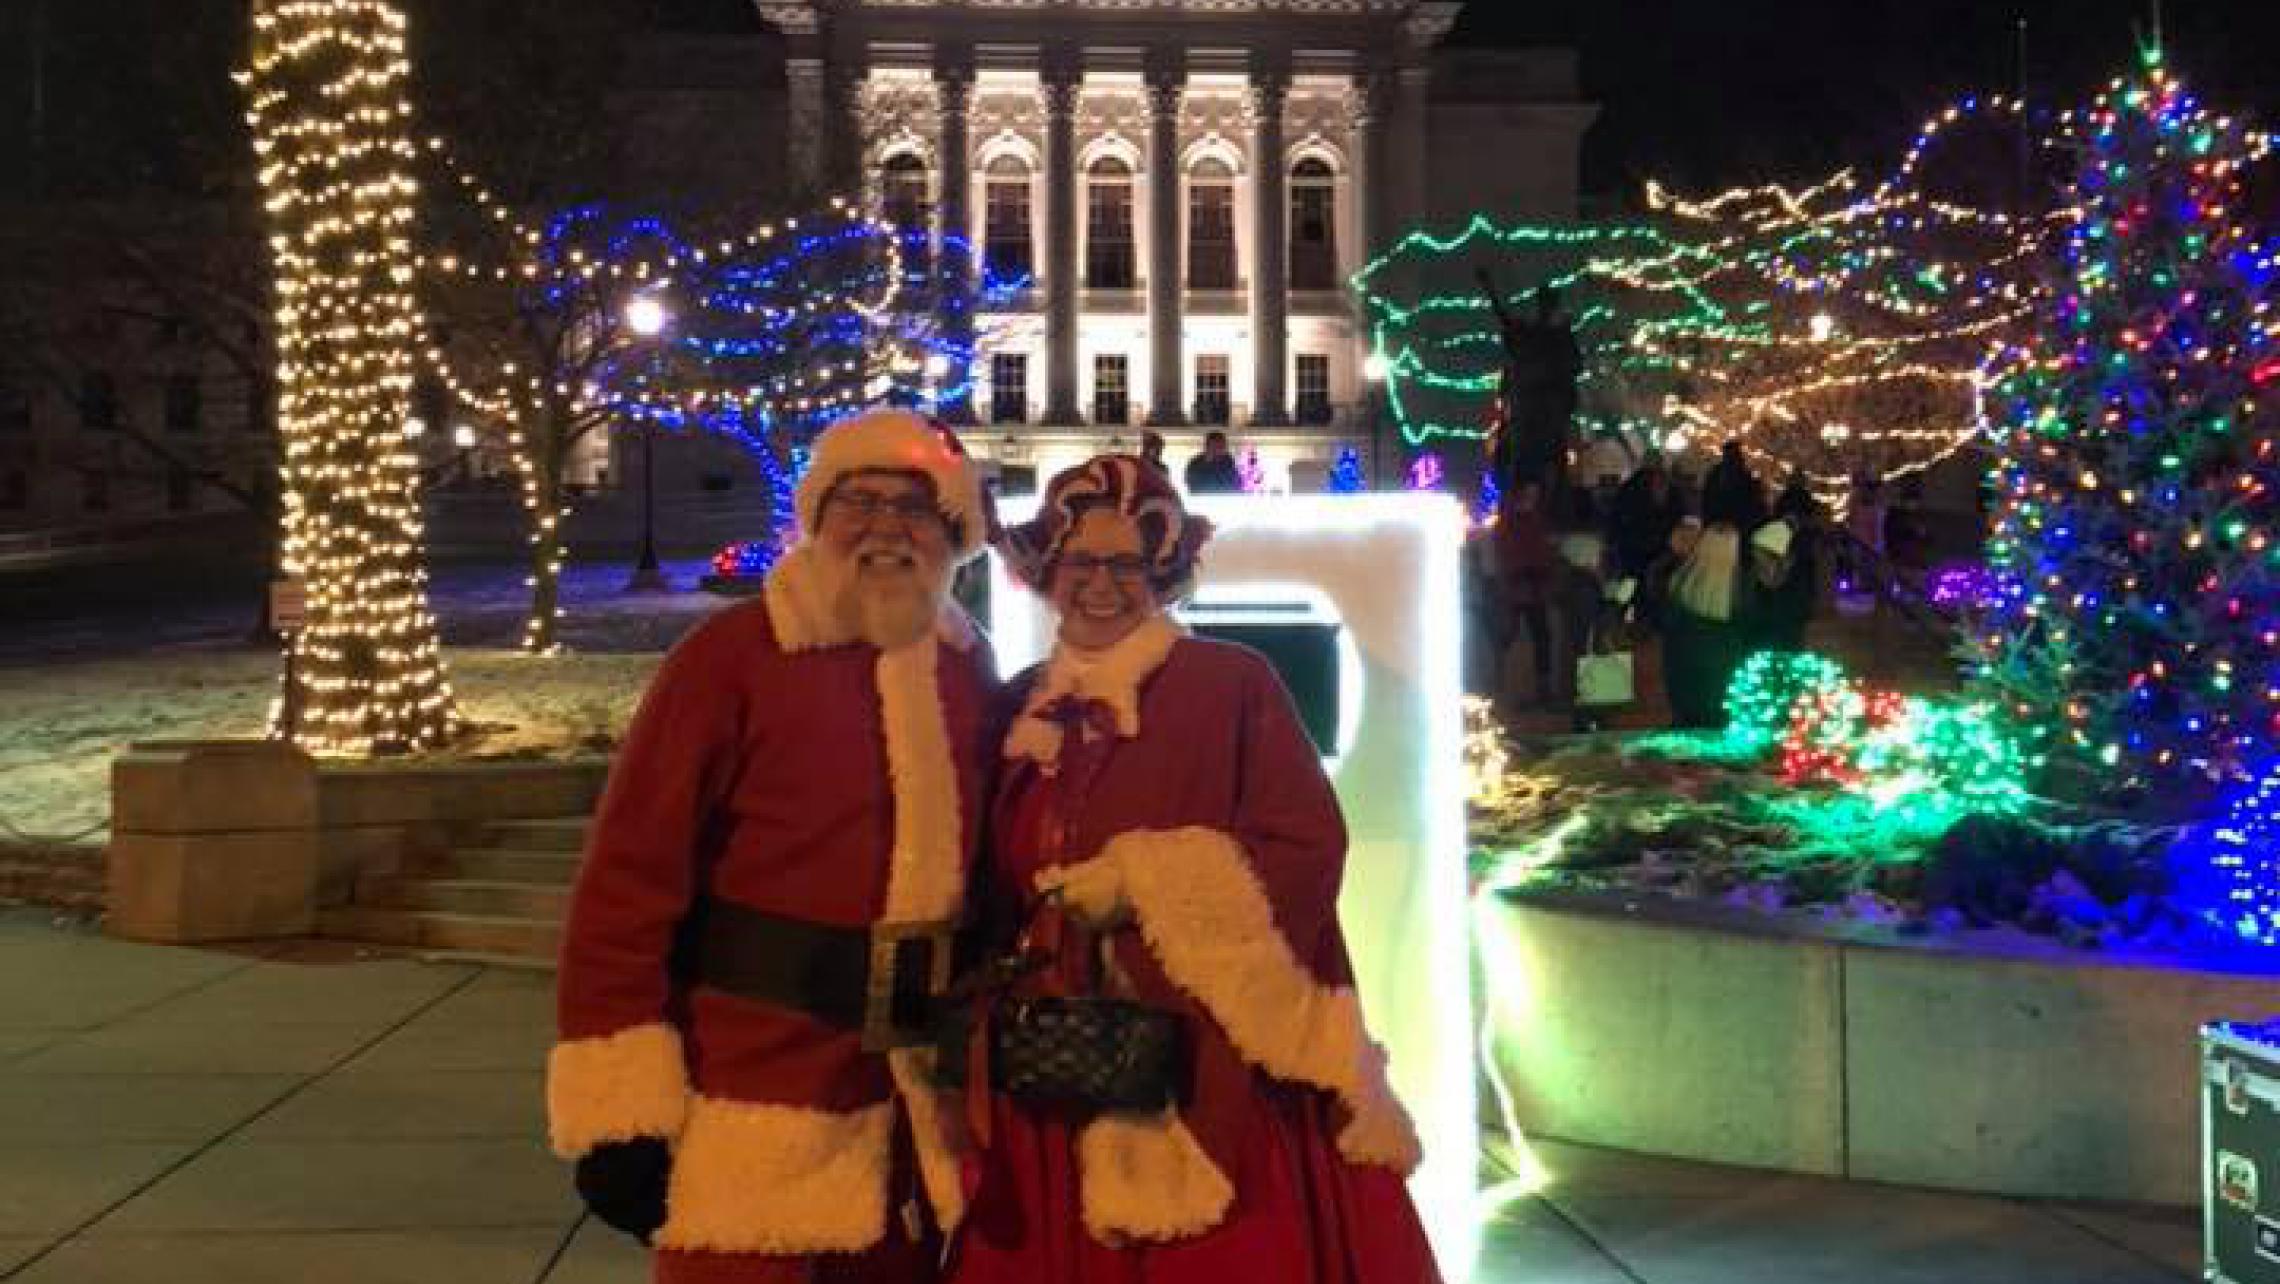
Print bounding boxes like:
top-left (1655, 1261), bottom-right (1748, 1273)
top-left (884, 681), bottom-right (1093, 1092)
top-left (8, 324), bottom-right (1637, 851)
top-left (1194, 355), bottom-right (1230, 427)
top-left (1085, 155), bottom-right (1135, 290)
top-left (983, 154), bottom-right (1033, 284)
top-left (1188, 158), bottom-right (1237, 290)
top-left (990, 352), bottom-right (1029, 425)
top-left (167, 467), bottom-right (195, 512)
top-left (1290, 157), bottom-right (1338, 291)
top-left (81, 372), bottom-right (118, 431)
top-left (1093, 354), bottom-right (1129, 426)
top-left (243, 374), bottom-right (269, 432)
top-left (0, 470), bottom-right (25, 510)
top-left (881, 152), bottom-right (930, 232)
top-left (82, 469), bottom-right (110, 512)
top-left (165, 374), bottom-right (202, 433)
top-left (1295, 354), bottom-right (1333, 425)
top-left (0, 378), bottom-right (28, 433)
top-left (880, 152), bottom-right (932, 276)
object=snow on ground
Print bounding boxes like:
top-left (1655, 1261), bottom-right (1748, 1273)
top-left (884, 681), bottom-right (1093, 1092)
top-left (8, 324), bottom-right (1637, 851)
top-left (0, 561), bottom-right (738, 845)
top-left (0, 647), bottom-right (674, 845)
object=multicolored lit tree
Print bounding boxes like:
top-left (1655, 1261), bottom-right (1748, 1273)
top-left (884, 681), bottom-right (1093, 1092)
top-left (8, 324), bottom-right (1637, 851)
top-left (1974, 48), bottom-right (2280, 791)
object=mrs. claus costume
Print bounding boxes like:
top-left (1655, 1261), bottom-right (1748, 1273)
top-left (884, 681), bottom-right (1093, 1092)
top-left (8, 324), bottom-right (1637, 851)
top-left (548, 409), bottom-right (997, 1284)
top-left (952, 457), bottom-right (1442, 1284)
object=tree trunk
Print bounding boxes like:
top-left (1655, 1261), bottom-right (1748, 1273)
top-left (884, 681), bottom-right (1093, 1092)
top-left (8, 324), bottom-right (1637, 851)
top-left (521, 420), bottom-right (568, 655)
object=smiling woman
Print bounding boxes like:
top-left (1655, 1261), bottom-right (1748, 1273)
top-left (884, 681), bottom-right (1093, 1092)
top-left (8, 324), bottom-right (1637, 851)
top-left (952, 458), bottom-right (1445, 1284)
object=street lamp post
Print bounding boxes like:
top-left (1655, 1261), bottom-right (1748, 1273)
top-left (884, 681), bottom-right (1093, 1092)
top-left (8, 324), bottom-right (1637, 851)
top-left (451, 423), bottom-right (477, 487)
top-left (624, 294), bottom-right (670, 593)
top-left (1362, 350), bottom-right (1389, 490)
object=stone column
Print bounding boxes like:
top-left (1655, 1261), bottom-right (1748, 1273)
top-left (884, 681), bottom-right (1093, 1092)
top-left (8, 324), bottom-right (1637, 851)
top-left (935, 60), bottom-right (977, 424)
top-left (1351, 69), bottom-right (1388, 270)
top-left (1145, 60), bottom-right (1187, 426)
top-left (823, 60), bottom-right (866, 196)
top-left (785, 57), bottom-right (827, 195)
top-left (1392, 62), bottom-right (1431, 255)
top-left (1042, 61), bottom-right (1083, 425)
top-left (1246, 67), bottom-right (1291, 427)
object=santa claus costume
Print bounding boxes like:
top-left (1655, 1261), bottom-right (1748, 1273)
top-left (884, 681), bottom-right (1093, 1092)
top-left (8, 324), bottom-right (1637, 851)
top-left (547, 409), bottom-right (997, 1284)
top-left (951, 457), bottom-right (1443, 1284)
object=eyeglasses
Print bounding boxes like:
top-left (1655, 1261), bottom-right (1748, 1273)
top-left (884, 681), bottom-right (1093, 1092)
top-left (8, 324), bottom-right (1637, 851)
top-left (828, 490), bottom-right (941, 529)
top-left (1058, 553), bottom-right (1149, 583)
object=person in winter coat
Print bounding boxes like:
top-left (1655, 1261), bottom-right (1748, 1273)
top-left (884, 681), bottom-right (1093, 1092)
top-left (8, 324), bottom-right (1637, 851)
top-left (1497, 480), bottom-right (1560, 709)
top-left (548, 408), bottom-right (1000, 1284)
top-left (1660, 475), bottom-right (1759, 729)
top-left (1611, 453), bottom-right (1686, 582)
top-left (958, 455), bottom-right (1441, 1284)
top-left (1747, 519), bottom-right (1815, 653)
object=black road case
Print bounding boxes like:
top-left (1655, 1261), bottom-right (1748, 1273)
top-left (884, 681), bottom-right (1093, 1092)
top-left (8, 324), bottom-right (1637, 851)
top-left (2206, 1019), bottom-right (2280, 1284)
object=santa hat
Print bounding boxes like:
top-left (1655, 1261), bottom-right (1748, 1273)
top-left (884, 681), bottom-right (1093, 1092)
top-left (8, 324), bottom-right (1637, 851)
top-left (794, 408), bottom-right (989, 562)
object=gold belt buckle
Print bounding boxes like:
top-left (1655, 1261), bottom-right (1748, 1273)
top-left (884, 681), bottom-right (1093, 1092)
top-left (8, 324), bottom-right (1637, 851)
top-left (862, 919), bottom-right (955, 1053)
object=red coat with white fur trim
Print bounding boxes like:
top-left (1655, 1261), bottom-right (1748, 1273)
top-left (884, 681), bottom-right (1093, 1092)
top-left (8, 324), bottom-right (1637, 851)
top-left (982, 620), bottom-right (1425, 1250)
top-left (547, 549), bottom-right (996, 1262)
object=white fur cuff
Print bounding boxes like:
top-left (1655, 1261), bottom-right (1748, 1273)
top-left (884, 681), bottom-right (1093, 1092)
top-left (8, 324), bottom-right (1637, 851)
top-left (1078, 1109), bottom-right (1235, 1244)
top-left (546, 1022), bottom-right (690, 1158)
top-left (1109, 826), bottom-right (1423, 1174)
top-left (655, 1096), bottom-right (895, 1254)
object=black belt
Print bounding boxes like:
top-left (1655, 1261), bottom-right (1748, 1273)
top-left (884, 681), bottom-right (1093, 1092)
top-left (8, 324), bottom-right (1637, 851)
top-left (693, 898), bottom-right (961, 1052)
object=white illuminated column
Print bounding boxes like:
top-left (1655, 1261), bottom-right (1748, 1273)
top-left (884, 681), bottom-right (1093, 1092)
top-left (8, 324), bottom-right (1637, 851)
top-left (990, 494), bottom-right (1478, 1278)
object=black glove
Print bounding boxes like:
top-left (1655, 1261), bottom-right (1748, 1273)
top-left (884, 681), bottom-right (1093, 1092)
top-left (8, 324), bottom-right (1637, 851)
top-left (574, 1137), bottom-right (672, 1244)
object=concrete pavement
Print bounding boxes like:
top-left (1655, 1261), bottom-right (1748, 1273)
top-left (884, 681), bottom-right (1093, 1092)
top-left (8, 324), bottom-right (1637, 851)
top-left (0, 911), bottom-right (2199, 1283)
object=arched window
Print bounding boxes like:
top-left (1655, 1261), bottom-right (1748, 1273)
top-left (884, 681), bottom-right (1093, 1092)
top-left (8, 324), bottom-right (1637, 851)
top-left (880, 152), bottom-right (930, 234)
top-left (1187, 156), bottom-right (1237, 290)
top-left (1289, 156), bottom-right (1337, 290)
top-left (1086, 155), bottom-right (1136, 290)
top-left (983, 153), bottom-right (1034, 282)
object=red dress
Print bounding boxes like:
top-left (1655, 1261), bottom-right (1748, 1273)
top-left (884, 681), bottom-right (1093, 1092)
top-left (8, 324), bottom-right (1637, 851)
top-left (949, 628), bottom-right (1443, 1284)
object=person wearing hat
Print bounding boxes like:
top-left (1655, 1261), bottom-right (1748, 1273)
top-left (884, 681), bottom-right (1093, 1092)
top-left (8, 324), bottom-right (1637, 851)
top-left (954, 455), bottom-right (1440, 1283)
top-left (548, 407), bottom-right (999, 1282)
top-left (1749, 518), bottom-right (1815, 653)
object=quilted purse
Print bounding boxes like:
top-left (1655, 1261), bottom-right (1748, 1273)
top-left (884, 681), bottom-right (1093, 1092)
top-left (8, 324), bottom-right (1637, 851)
top-left (933, 901), bottom-right (1185, 1112)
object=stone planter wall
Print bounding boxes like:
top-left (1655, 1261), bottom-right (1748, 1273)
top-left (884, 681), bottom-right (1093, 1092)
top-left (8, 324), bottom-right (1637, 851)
top-left (1482, 888), bottom-right (2280, 1206)
top-left (107, 740), bottom-right (608, 944)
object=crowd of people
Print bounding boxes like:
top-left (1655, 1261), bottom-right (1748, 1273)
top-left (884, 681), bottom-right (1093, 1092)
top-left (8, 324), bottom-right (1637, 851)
top-left (1470, 441), bottom-right (1832, 729)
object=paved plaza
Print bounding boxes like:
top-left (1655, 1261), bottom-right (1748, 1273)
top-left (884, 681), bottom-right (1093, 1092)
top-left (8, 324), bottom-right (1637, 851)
top-left (0, 910), bottom-right (2199, 1284)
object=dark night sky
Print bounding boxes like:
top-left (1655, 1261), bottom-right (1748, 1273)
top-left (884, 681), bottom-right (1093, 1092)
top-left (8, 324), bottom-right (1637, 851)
top-left (3, 0), bottom-right (2275, 206)
top-left (1447, 0), bottom-right (2280, 199)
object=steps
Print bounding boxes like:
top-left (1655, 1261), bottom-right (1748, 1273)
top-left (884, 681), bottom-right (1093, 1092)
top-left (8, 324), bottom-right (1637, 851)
top-left (317, 817), bottom-right (590, 965)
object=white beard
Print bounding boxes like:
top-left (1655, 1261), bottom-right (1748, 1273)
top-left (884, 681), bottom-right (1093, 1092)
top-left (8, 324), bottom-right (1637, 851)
top-left (812, 546), bottom-right (951, 650)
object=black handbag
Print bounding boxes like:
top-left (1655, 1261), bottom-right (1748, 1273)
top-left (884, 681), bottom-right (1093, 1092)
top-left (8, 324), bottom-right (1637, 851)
top-left (933, 902), bottom-right (1186, 1112)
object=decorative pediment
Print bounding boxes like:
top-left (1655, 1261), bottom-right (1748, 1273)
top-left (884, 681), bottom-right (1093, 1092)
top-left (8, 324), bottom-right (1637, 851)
top-left (841, 1), bottom-right (1420, 14)
top-left (753, 2), bottom-right (821, 35)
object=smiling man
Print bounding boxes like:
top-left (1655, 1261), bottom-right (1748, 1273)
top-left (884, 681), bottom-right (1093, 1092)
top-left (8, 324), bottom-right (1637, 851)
top-left (547, 408), bottom-right (998, 1284)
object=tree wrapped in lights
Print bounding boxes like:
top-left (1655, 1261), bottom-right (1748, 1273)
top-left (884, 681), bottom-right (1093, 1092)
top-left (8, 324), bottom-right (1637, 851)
top-left (1353, 95), bottom-right (2043, 503)
top-left (642, 216), bottom-right (1006, 568)
top-left (244, 0), bottom-right (457, 753)
top-left (420, 192), bottom-right (696, 653)
top-left (1975, 50), bottom-right (2280, 790)
top-left (421, 158), bottom-right (1008, 630)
